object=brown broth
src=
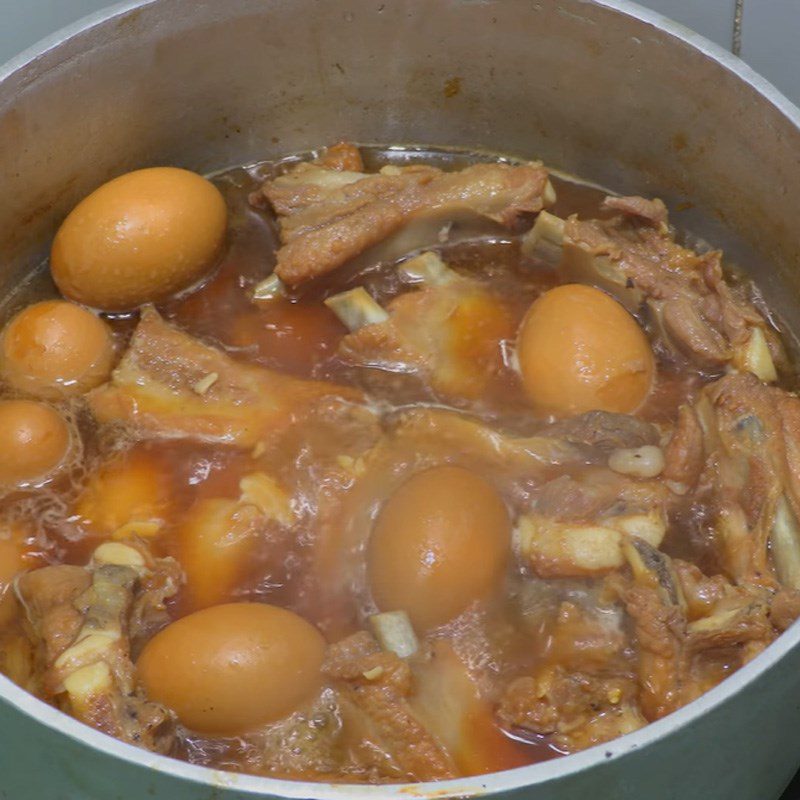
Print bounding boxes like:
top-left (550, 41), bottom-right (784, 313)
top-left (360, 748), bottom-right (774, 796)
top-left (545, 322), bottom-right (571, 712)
top-left (0, 145), bottom-right (791, 781)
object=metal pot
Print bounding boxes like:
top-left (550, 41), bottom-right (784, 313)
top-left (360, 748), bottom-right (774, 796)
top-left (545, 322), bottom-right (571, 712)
top-left (1, 1), bottom-right (800, 798)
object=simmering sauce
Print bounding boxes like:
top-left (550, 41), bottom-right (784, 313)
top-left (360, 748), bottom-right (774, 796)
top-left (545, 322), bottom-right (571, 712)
top-left (0, 144), bottom-right (797, 783)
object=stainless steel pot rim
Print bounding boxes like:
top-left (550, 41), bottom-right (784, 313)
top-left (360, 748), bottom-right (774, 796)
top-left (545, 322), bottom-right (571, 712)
top-left (2, 0), bottom-right (800, 796)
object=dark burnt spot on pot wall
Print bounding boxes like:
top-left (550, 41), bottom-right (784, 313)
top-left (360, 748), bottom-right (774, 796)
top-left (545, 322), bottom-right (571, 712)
top-left (444, 77), bottom-right (462, 98)
top-left (671, 132), bottom-right (688, 152)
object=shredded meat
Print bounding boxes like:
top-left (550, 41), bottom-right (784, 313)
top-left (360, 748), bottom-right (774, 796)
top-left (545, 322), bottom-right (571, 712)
top-left (233, 633), bottom-right (456, 784)
top-left (672, 560), bottom-right (732, 620)
top-left (322, 633), bottom-right (457, 781)
top-left (251, 691), bottom-right (347, 780)
top-left (688, 373), bottom-right (800, 587)
top-left (128, 556), bottom-right (183, 658)
top-left (663, 404), bottom-right (705, 488)
top-left (563, 199), bottom-right (779, 372)
top-left (240, 631), bottom-right (443, 783)
top-left (533, 467), bottom-right (673, 522)
top-left (337, 277), bottom-right (514, 403)
top-left (256, 151), bottom-right (552, 285)
top-left (16, 545), bottom-right (180, 752)
top-left (16, 566), bottom-right (90, 670)
top-left (686, 590), bottom-right (773, 656)
top-left (623, 581), bottom-right (686, 719)
top-left (383, 407), bottom-right (603, 478)
top-left (661, 297), bottom-right (730, 367)
top-left (601, 195), bottom-right (668, 225)
top-left (322, 631), bottom-right (408, 689)
top-left (545, 411), bottom-right (659, 452)
top-left (534, 475), bottom-right (610, 520)
top-left (254, 162), bottom-right (374, 216)
top-left (498, 667), bottom-right (645, 752)
top-left (496, 585), bottom-right (641, 753)
top-left (769, 589), bottom-right (800, 632)
top-left (611, 540), bottom-right (690, 720)
top-left (89, 307), bottom-right (369, 448)
top-left (612, 537), bottom-right (779, 723)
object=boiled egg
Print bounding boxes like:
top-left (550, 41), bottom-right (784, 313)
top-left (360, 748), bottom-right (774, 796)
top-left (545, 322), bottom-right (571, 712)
top-left (177, 499), bottom-right (259, 611)
top-left (136, 603), bottom-right (325, 735)
top-left (0, 300), bottom-right (114, 398)
top-left (0, 400), bottom-right (70, 487)
top-left (74, 447), bottom-right (172, 538)
top-left (367, 465), bottom-right (510, 631)
top-left (517, 283), bottom-right (654, 416)
top-left (51, 167), bottom-right (227, 311)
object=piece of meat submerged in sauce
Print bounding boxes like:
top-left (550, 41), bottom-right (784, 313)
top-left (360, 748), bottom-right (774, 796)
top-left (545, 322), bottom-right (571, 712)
top-left (1, 141), bottom-right (799, 783)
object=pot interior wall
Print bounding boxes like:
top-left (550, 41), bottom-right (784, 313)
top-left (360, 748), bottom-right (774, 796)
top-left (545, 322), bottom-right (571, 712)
top-left (1, 0), bottom-right (800, 351)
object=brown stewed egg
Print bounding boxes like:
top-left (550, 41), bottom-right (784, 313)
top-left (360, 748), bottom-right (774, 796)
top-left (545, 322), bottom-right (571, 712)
top-left (51, 167), bottom-right (227, 311)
